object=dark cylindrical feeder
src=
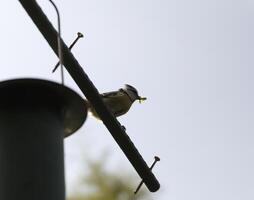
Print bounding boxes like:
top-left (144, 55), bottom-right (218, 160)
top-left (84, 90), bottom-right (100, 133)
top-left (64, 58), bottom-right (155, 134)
top-left (0, 79), bottom-right (87, 200)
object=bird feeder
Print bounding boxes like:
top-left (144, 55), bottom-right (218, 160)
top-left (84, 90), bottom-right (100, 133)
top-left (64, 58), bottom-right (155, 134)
top-left (0, 79), bottom-right (87, 200)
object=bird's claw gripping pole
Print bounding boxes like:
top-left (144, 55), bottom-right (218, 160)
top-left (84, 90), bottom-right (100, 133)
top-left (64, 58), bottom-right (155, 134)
top-left (18, 0), bottom-right (160, 193)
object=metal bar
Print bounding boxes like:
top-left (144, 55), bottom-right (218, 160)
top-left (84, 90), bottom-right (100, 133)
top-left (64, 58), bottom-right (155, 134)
top-left (18, 0), bottom-right (160, 192)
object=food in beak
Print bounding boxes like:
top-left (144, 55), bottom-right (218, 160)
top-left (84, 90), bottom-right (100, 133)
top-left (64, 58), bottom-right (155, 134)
top-left (139, 96), bottom-right (147, 103)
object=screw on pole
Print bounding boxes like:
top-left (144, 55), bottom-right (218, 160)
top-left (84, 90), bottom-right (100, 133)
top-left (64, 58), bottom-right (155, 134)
top-left (134, 156), bottom-right (160, 194)
top-left (52, 32), bottom-right (84, 73)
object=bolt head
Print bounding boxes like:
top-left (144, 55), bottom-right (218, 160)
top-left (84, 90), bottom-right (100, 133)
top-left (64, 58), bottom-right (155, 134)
top-left (77, 32), bottom-right (84, 38)
top-left (154, 156), bottom-right (160, 161)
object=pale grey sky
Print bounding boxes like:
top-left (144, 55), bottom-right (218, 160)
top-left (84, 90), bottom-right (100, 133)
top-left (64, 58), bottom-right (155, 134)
top-left (1, 1), bottom-right (254, 200)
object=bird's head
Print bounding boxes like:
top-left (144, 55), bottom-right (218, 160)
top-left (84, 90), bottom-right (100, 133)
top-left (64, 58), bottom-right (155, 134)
top-left (123, 84), bottom-right (147, 103)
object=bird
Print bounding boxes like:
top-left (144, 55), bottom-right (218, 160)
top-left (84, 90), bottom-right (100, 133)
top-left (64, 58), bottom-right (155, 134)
top-left (85, 84), bottom-right (147, 120)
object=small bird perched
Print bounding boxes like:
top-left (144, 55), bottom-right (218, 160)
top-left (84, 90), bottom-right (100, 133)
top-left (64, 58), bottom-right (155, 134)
top-left (85, 84), bottom-right (147, 119)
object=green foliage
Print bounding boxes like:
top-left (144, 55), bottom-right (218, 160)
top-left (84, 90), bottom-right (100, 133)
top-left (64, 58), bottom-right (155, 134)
top-left (67, 158), bottom-right (148, 200)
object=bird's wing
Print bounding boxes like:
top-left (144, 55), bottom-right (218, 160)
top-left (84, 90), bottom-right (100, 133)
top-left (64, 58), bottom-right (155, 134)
top-left (101, 91), bottom-right (119, 98)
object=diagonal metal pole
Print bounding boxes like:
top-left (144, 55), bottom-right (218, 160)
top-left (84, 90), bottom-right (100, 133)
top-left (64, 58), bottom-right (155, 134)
top-left (18, 0), bottom-right (160, 192)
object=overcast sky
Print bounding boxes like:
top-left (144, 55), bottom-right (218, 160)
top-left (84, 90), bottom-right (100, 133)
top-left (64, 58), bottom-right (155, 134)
top-left (1, 1), bottom-right (254, 200)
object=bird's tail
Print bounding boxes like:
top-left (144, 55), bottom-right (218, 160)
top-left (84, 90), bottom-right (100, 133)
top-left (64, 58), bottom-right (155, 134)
top-left (83, 99), bottom-right (93, 116)
top-left (83, 99), bottom-right (91, 111)
top-left (83, 99), bottom-right (101, 120)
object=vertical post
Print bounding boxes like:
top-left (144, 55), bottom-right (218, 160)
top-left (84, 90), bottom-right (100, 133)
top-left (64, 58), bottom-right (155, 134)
top-left (0, 79), bottom-right (86, 200)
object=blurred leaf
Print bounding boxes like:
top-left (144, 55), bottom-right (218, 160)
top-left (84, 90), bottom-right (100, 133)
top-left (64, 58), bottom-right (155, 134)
top-left (67, 156), bottom-right (148, 200)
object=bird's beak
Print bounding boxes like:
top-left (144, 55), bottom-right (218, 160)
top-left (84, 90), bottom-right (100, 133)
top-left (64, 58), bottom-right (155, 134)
top-left (138, 96), bottom-right (147, 103)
